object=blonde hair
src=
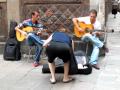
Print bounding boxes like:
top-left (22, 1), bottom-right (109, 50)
top-left (59, 28), bottom-right (66, 32)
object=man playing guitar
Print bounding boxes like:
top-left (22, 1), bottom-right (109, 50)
top-left (15, 10), bottom-right (46, 67)
top-left (72, 9), bottom-right (104, 70)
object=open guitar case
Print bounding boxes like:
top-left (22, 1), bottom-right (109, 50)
top-left (42, 50), bottom-right (92, 75)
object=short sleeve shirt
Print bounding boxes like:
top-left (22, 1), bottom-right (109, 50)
top-left (77, 16), bottom-right (101, 30)
top-left (16, 19), bottom-right (43, 29)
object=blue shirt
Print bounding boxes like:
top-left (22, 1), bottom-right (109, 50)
top-left (52, 32), bottom-right (72, 46)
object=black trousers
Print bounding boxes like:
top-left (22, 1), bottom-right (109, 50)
top-left (46, 41), bottom-right (72, 63)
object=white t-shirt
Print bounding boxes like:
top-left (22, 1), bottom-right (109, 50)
top-left (77, 16), bottom-right (101, 30)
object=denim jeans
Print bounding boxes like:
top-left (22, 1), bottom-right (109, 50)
top-left (27, 33), bottom-right (44, 63)
top-left (81, 34), bottom-right (103, 65)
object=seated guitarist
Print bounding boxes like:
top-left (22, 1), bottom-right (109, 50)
top-left (72, 9), bottom-right (104, 70)
top-left (15, 10), bottom-right (46, 67)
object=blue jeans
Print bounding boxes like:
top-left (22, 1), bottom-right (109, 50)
top-left (27, 33), bottom-right (44, 63)
top-left (81, 34), bottom-right (103, 65)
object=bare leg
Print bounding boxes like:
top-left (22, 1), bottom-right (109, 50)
top-left (63, 61), bottom-right (70, 81)
top-left (48, 62), bottom-right (56, 83)
top-left (114, 15), bottom-right (116, 18)
top-left (63, 61), bottom-right (74, 83)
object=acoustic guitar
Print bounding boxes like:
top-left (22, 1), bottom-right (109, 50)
top-left (74, 22), bottom-right (94, 38)
top-left (16, 27), bottom-right (45, 42)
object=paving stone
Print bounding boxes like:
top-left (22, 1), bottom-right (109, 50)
top-left (0, 13), bottom-right (120, 90)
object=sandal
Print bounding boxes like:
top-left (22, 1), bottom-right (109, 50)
top-left (50, 78), bottom-right (56, 84)
top-left (63, 78), bottom-right (75, 83)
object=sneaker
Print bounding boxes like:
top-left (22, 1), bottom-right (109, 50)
top-left (103, 45), bottom-right (109, 53)
top-left (33, 62), bottom-right (40, 67)
top-left (105, 47), bottom-right (109, 53)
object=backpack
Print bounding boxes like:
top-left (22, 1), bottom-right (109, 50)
top-left (3, 38), bottom-right (21, 61)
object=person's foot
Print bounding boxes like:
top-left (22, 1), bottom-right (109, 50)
top-left (92, 64), bottom-right (100, 70)
top-left (50, 78), bottom-right (56, 84)
top-left (103, 45), bottom-right (109, 53)
top-left (63, 77), bottom-right (75, 83)
top-left (105, 47), bottom-right (109, 53)
top-left (32, 62), bottom-right (40, 67)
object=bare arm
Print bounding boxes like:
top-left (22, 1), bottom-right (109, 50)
top-left (15, 26), bottom-right (27, 36)
top-left (72, 18), bottom-right (83, 32)
top-left (43, 34), bottom-right (53, 47)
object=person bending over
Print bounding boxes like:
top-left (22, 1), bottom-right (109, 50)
top-left (43, 27), bottom-right (74, 84)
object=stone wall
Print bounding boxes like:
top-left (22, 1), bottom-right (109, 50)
top-left (105, 0), bottom-right (112, 24)
top-left (90, 0), bottom-right (105, 27)
top-left (0, 0), bottom-right (107, 41)
top-left (7, 0), bottom-right (20, 31)
top-left (0, 1), bottom-right (7, 41)
top-left (20, 0), bottom-right (90, 33)
top-left (0, 0), bottom-right (6, 2)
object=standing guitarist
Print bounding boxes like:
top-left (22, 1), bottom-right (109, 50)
top-left (72, 9), bottom-right (104, 70)
top-left (15, 10), bottom-right (46, 67)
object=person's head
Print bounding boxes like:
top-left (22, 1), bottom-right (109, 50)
top-left (59, 27), bottom-right (67, 33)
top-left (45, 9), bottom-right (53, 17)
top-left (31, 10), bottom-right (40, 21)
top-left (89, 9), bottom-right (97, 23)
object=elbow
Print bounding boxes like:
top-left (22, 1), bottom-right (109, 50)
top-left (15, 26), bottom-right (19, 31)
top-left (15, 26), bottom-right (17, 31)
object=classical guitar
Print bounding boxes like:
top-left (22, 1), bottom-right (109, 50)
top-left (16, 27), bottom-right (45, 42)
top-left (74, 22), bottom-right (94, 38)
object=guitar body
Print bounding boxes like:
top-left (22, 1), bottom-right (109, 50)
top-left (74, 22), bottom-right (94, 38)
top-left (16, 27), bottom-right (33, 42)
